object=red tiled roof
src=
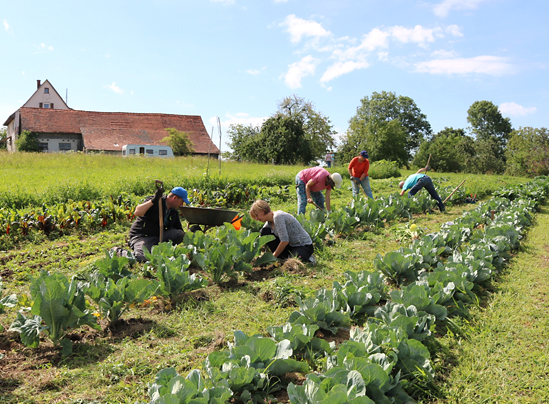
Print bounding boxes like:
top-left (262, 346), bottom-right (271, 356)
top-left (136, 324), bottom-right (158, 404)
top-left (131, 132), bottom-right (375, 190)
top-left (18, 107), bottom-right (220, 154)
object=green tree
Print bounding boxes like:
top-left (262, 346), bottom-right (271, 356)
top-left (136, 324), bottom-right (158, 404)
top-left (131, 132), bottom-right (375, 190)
top-left (505, 127), bottom-right (549, 176)
top-left (226, 124), bottom-right (262, 162)
top-left (413, 127), bottom-right (470, 172)
top-left (15, 130), bottom-right (40, 152)
top-left (467, 101), bottom-right (513, 162)
top-left (162, 128), bottom-right (194, 156)
top-left (0, 127), bottom-right (7, 150)
top-left (343, 91), bottom-right (431, 165)
top-left (276, 95), bottom-right (336, 160)
top-left (260, 115), bottom-right (313, 165)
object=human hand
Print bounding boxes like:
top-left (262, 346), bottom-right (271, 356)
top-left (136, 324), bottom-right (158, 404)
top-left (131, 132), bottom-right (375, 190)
top-left (307, 197), bottom-right (314, 204)
top-left (152, 187), bottom-right (163, 204)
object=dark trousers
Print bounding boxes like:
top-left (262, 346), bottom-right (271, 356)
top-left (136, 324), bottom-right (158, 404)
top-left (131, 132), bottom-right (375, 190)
top-left (129, 228), bottom-right (185, 262)
top-left (260, 227), bottom-right (314, 262)
top-left (409, 175), bottom-right (445, 212)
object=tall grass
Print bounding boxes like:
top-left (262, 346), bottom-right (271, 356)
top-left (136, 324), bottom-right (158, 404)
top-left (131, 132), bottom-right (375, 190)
top-left (0, 152), bottom-right (299, 208)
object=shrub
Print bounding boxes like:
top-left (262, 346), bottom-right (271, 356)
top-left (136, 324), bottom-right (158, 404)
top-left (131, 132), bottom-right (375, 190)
top-left (369, 159), bottom-right (401, 179)
top-left (15, 130), bottom-right (40, 152)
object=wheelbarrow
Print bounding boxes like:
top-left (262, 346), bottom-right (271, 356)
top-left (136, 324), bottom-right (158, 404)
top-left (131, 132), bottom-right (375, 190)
top-left (179, 206), bottom-right (243, 232)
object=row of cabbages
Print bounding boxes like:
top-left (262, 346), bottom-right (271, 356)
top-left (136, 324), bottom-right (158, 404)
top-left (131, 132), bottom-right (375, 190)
top-left (141, 176), bottom-right (548, 404)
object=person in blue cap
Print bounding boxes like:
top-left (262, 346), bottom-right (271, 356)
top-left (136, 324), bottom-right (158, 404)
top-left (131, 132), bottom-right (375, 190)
top-left (122, 186), bottom-right (190, 262)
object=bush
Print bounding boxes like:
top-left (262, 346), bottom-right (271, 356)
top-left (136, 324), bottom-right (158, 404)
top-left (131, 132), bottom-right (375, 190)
top-left (15, 130), bottom-right (40, 152)
top-left (369, 159), bottom-right (401, 179)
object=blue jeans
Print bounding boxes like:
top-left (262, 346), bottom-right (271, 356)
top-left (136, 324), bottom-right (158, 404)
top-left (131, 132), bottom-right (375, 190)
top-left (326, 161), bottom-right (331, 168)
top-left (351, 176), bottom-right (374, 199)
top-left (296, 174), bottom-right (324, 215)
top-left (408, 175), bottom-right (445, 212)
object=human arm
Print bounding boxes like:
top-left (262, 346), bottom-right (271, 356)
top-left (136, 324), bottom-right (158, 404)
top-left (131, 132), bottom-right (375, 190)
top-left (399, 188), bottom-right (407, 196)
top-left (273, 241), bottom-right (289, 258)
top-left (360, 160), bottom-right (370, 181)
top-left (134, 188), bottom-right (163, 217)
top-left (305, 179), bottom-right (316, 203)
top-left (325, 188), bottom-right (332, 211)
top-left (416, 167), bottom-right (427, 174)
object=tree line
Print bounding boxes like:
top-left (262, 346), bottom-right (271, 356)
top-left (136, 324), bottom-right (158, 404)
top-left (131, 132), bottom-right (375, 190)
top-left (226, 92), bottom-right (548, 177)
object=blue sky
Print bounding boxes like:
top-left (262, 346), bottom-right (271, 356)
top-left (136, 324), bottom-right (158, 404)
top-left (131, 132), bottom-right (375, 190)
top-left (1, 0), bottom-right (547, 152)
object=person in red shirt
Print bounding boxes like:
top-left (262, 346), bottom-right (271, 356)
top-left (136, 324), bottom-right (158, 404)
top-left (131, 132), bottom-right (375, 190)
top-left (348, 150), bottom-right (374, 199)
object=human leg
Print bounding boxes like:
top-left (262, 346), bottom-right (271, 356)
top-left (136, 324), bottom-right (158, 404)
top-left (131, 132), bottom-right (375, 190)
top-left (351, 177), bottom-right (360, 197)
top-left (421, 177), bottom-right (445, 211)
top-left (288, 244), bottom-right (314, 262)
top-left (163, 228), bottom-right (185, 245)
top-left (129, 235), bottom-right (158, 262)
top-left (296, 174), bottom-right (307, 215)
top-left (311, 191), bottom-right (325, 210)
top-left (360, 177), bottom-right (374, 199)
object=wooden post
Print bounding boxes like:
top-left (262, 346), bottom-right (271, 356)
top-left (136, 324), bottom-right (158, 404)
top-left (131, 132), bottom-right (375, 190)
top-left (443, 179), bottom-right (466, 204)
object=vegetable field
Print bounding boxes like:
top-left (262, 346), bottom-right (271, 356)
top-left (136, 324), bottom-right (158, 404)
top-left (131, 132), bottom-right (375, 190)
top-left (0, 152), bottom-right (547, 404)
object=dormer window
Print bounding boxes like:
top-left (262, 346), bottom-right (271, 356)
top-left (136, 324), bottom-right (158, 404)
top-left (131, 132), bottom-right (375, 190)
top-left (43, 103), bottom-right (50, 109)
top-left (44, 88), bottom-right (49, 94)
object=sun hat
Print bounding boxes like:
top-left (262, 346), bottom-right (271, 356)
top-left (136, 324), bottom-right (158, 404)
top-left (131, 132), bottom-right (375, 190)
top-left (171, 187), bottom-right (190, 205)
top-left (331, 172), bottom-right (343, 189)
top-left (360, 150), bottom-right (369, 158)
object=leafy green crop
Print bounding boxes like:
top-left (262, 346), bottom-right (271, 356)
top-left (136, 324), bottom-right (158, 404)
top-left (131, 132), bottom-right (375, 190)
top-left (9, 271), bottom-right (101, 355)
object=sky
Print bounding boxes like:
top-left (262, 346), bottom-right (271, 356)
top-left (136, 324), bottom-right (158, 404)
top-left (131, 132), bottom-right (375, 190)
top-left (1, 0), bottom-right (548, 152)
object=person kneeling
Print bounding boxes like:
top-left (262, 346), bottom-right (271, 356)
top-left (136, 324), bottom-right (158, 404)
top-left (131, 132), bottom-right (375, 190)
top-left (250, 200), bottom-right (314, 263)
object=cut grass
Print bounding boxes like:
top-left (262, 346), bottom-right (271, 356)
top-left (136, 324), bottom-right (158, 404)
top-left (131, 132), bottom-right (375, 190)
top-left (430, 202), bottom-right (549, 404)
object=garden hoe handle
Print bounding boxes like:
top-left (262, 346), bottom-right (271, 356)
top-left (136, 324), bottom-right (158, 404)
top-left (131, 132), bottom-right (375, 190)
top-left (155, 180), bottom-right (164, 243)
top-left (309, 200), bottom-right (323, 210)
top-left (426, 154), bottom-right (432, 171)
top-left (443, 179), bottom-right (466, 204)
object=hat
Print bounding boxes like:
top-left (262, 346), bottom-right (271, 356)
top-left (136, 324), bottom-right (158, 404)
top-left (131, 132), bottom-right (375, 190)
top-left (331, 172), bottom-right (343, 189)
top-left (171, 187), bottom-right (190, 205)
top-left (360, 150), bottom-right (369, 158)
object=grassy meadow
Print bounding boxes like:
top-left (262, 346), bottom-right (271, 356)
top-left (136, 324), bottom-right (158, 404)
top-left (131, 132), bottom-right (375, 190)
top-left (0, 151), bottom-right (546, 403)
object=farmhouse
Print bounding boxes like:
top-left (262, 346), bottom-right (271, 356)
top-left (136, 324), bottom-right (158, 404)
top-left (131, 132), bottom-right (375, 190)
top-left (3, 80), bottom-right (220, 157)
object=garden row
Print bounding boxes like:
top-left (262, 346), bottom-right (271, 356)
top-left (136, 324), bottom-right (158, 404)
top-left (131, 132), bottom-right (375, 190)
top-left (137, 177), bottom-right (548, 403)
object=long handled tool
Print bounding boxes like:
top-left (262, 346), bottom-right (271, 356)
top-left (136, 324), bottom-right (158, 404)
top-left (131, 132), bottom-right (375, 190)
top-left (309, 199), bottom-right (323, 210)
top-left (425, 154), bottom-right (432, 171)
top-left (155, 180), bottom-right (164, 242)
top-left (443, 179), bottom-right (466, 204)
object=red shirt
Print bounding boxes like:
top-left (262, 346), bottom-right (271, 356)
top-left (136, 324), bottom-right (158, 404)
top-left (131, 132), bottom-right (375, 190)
top-left (299, 167), bottom-right (331, 192)
top-left (348, 157), bottom-right (370, 178)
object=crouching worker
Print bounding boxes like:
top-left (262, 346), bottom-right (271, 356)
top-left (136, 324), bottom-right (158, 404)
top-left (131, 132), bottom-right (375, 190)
top-left (127, 187), bottom-right (190, 262)
top-left (250, 200), bottom-right (315, 263)
top-left (399, 168), bottom-right (445, 212)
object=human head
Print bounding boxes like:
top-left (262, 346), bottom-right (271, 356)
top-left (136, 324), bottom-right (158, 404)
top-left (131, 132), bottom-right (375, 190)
top-left (399, 181), bottom-right (405, 189)
top-left (330, 172), bottom-right (343, 189)
top-left (360, 150), bottom-right (369, 159)
top-left (168, 187), bottom-right (190, 208)
top-left (249, 200), bottom-right (271, 221)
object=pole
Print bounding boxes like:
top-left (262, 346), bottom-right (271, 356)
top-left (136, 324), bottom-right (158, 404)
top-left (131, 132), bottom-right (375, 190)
top-left (426, 154), bottom-right (432, 171)
top-left (206, 126), bottom-right (213, 176)
top-left (155, 180), bottom-right (164, 242)
top-left (443, 179), bottom-right (466, 204)
top-left (217, 117), bottom-right (222, 175)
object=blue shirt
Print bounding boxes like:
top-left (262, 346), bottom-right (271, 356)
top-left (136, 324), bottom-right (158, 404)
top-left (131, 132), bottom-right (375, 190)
top-left (403, 174), bottom-right (426, 191)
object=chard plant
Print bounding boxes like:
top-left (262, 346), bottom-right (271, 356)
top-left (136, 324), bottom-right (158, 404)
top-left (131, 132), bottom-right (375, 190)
top-left (9, 270), bottom-right (101, 355)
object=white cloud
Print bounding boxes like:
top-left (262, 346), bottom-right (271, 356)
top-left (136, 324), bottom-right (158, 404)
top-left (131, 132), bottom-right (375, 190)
top-left (320, 60), bottom-right (369, 83)
top-left (390, 25), bottom-right (441, 45)
top-left (283, 55), bottom-right (319, 88)
top-left (3, 19), bottom-right (13, 34)
top-left (499, 102), bottom-right (537, 117)
top-left (245, 67), bottom-right (266, 75)
top-left (433, 0), bottom-right (491, 17)
top-left (445, 24), bottom-right (464, 37)
top-left (106, 82), bottom-right (124, 94)
top-left (213, 112), bottom-right (268, 129)
top-left (415, 55), bottom-right (515, 75)
top-left (280, 14), bottom-right (330, 43)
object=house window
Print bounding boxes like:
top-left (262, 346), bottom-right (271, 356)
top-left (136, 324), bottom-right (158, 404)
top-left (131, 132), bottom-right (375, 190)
top-left (44, 88), bottom-right (49, 94)
top-left (43, 103), bottom-right (50, 109)
top-left (146, 149), bottom-right (154, 155)
top-left (159, 149), bottom-right (168, 156)
top-left (51, 103), bottom-right (54, 109)
top-left (39, 143), bottom-right (48, 152)
top-left (129, 149), bottom-right (136, 155)
top-left (39, 103), bottom-right (43, 108)
top-left (59, 143), bottom-right (72, 151)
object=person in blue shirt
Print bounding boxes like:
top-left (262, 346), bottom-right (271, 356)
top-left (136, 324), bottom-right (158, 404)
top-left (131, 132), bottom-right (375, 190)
top-left (399, 168), bottom-right (445, 212)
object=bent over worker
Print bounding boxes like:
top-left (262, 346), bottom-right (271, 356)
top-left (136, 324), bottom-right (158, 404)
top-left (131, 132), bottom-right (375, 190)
top-left (348, 150), bottom-right (374, 199)
top-left (399, 168), bottom-right (445, 212)
top-left (127, 187), bottom-right (190, 262)
top-left (295, 167), bottom-right (342, 215)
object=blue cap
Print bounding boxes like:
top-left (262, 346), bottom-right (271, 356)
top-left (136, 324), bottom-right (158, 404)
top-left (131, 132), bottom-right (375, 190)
top-left (360, 150), bottom-right (369, 158)
top-left (171, 187), bottom-right (190, 205)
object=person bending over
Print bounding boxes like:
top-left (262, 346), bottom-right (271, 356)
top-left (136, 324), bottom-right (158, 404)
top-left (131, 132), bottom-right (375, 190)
top-left (399, 168), bottom-right (445, 212)
top-left (127, 186), bottom-right (190, 262)
top-left (250, 200), bottom-right (314, 263)
top-left (295, 167), bottom-right (342, 215)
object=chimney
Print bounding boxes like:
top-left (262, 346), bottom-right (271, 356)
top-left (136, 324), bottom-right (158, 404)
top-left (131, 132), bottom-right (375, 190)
top-left (37, 80), bottom-right (41, 89)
